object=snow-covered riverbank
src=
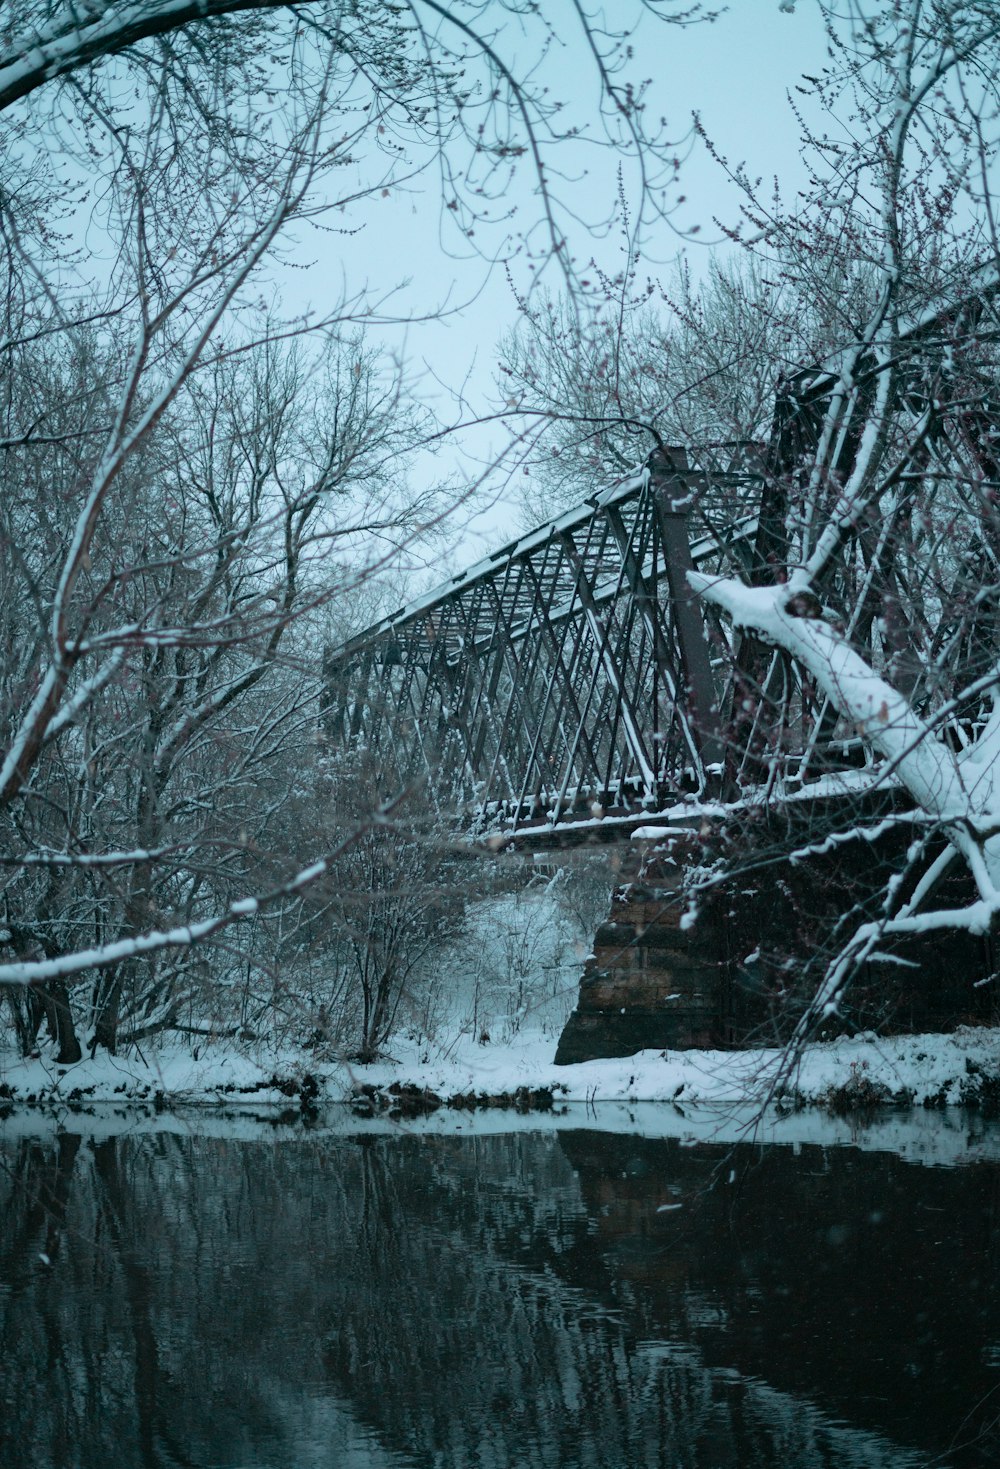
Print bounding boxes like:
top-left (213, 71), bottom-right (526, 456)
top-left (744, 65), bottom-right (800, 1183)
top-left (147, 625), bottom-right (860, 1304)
top-left (3, 1022), bottom-right (1000, 1115)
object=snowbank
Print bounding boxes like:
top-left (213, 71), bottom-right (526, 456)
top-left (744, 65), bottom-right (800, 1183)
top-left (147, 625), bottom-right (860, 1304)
top-left (2, 1022), bottom-right (999, 1117)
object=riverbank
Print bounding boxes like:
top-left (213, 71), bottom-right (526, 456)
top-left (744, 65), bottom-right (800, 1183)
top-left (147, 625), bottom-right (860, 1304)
top-left (3, 1021), bottom-right (1000, 1115)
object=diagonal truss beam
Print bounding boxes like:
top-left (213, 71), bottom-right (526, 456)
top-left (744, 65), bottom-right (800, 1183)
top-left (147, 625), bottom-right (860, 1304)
top-left (322, 446), bottom-right (760, 828)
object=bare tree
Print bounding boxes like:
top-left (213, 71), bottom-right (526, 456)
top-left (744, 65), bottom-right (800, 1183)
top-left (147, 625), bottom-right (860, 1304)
top-left (497, 256), bottom-right (815, 520)
top-left (0, 1), bottom-right (709, 1057)
top-left (478, 1), bottom-right (1000, 1059)
top-left (1, 325), bottom-right (434, 1057)
top-left (495, 203), bottom-right (894, 525)
top-left (680, 1), bottom-right (1000, 1059)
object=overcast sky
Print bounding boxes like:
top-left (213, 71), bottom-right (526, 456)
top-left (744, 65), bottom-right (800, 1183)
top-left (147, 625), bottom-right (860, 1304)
top-left (272, 2), bottom-right (832, 582)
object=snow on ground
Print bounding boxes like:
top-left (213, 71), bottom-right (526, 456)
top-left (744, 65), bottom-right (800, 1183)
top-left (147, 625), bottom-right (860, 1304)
top-left (3, 869), bottom-right (998, 1159)
top-left (3, 1027), bottom-right (1000, 1169)
top-left (2, 1020), bottom-right (999, 1117)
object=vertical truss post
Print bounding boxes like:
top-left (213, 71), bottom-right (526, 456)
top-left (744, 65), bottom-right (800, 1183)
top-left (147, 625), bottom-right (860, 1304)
top-left (320, 654), bottom-right (347, 744)
top-left (483, 559), bottom-right (555, 813)
top-left (649, 449), bottom-right (725, 781)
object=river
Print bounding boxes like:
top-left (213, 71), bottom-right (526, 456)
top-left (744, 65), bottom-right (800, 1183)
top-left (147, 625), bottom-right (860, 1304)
top-left (1, 1106), bottom-right (998, 1467)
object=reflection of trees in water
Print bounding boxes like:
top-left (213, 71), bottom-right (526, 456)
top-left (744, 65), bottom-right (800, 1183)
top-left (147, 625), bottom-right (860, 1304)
top-left (0, 1127), bottom-right (993, 1467)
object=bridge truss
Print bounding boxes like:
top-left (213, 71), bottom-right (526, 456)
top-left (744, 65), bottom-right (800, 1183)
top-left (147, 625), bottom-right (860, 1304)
top-left (323, 267), bottom-right (1000, 832)
top-left (323, 447), bottom-right (760, 827)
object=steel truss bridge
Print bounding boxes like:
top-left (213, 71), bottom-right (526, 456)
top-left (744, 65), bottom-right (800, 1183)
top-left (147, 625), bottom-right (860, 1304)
top-left (323, 270), bottom-right (1000, 833)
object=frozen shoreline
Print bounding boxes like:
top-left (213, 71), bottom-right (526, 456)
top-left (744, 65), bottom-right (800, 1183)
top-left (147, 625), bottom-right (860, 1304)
top-left (3, 1025), bottom-right (1000, 1169)
top-left (3, 1022), bottom-right (999, 1114)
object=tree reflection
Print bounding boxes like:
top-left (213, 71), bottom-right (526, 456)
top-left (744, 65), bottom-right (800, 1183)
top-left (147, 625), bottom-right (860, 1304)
top-left (0, 1123), bottom-right (996, 1467)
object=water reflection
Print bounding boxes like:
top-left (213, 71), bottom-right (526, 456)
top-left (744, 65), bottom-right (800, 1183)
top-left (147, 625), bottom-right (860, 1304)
top-left (0, 1118), bottom-right (997, 1468)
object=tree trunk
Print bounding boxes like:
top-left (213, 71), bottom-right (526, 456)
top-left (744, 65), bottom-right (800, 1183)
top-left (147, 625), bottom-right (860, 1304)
top-left (40, 981), bottom-right (83, 1064)
top-left (91, 966), bottom-right (124, 1055)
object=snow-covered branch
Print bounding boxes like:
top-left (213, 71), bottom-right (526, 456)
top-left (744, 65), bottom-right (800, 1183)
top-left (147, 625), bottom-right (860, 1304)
top-left (689, 575), bottom-right (965, 810)
top-left (0, 813), bottom-right (388, 987)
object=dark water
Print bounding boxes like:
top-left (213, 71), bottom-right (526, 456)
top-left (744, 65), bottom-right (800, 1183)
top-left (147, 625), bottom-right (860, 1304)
top-left (1, 1115), bottom-right (999, 1468)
